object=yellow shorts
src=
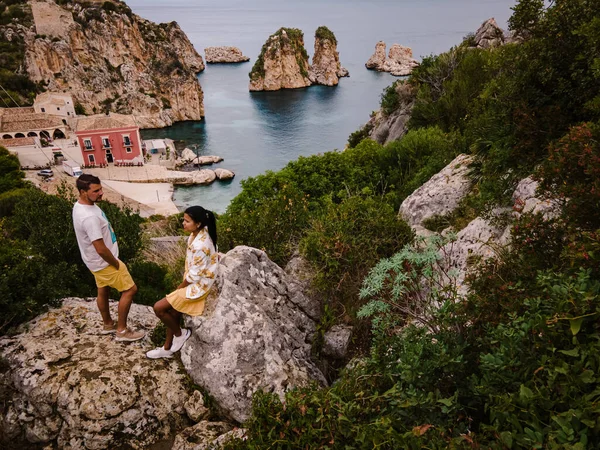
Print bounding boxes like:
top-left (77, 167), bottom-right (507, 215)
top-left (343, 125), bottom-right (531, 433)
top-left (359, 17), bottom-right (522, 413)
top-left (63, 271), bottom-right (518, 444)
top-left (92, 260), bottom-right (135, 292)
top-left (166, 288), bottom-right (208, 317)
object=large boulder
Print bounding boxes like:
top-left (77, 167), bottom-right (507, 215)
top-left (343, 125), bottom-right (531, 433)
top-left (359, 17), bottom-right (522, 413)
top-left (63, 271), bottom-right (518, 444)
top-left (249, 28), bottom-right (312, 91)
top-left (399, 154), bottom-right (475, 234)
top-left (366, 80), bottom-right (416, 145)
top-left (0, 299), bottom-right (195, 449)
top-left (309, 26), bottom-right (349, 86)
top-left (181, 246), bottom-right (326, 423)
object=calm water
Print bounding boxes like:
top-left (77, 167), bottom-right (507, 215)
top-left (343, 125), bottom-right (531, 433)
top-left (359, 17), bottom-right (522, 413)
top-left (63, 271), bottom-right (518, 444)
top-left (127, 0), bottom-right (516, 213)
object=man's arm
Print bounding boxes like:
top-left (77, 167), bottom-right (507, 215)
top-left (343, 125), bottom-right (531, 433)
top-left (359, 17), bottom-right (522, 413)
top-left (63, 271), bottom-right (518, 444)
top-left (92, 239), bottom-right (120, 269)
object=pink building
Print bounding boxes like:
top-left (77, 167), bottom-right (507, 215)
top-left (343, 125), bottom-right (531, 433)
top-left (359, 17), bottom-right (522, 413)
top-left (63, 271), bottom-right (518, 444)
top-left (74, 113), bottom-right (144, 166)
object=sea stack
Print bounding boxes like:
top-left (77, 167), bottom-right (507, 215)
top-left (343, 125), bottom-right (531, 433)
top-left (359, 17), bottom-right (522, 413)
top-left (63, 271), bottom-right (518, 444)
top-left (366, 42), bottom-right (419, 76)
top-left (309, 26), bottom-right (349, 86)
top-left (249, 27), bottom-right (311, 91)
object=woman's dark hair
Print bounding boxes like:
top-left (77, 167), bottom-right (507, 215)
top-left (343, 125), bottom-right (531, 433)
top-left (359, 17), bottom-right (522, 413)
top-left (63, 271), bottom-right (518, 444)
top-left (185, 206), bottom-right (217, 247)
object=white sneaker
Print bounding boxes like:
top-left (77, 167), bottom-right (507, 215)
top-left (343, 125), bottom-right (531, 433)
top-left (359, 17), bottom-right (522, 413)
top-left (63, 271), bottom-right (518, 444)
top-left (170, 328), bottom-right (191, 352)
top-left (146, 347), bottom-right (174, 359)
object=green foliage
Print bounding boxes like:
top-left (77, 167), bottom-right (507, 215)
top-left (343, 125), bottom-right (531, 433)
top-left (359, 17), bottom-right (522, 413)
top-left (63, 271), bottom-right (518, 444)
top-left (127, 260), bottom-right (170, 306)
top-left (347, 123), bottom-right (372, 148)
top-left (300, 195), bottom-right (413, 309)
top-left (96, 200), bottom-right (144, 263)
top-left (0, 235), bottom-right (79, 333)
top-left (409, 46), bottom-right (496, 133)
top-left (0, 146), bottom-right (25, 194)
top-left (219, 176), bottom-right (310, 266)
top-left (380, 80), bottom-right (401, 115)
top-left (315, 25), bottom-right (337, 45)
top-left (537, 122), bottom-right (600, 229)
top-left (74, 101), bottom-right (86, 115)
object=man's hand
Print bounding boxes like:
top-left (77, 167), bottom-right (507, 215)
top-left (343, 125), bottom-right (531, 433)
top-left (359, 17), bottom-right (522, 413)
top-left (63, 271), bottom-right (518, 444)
top-left (92, 239), bottom-right (120, 269)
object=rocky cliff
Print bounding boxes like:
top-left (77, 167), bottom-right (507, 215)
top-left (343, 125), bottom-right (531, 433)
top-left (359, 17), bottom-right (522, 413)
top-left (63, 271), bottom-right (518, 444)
top-left (0, 246), bottom-right (325, 448)
top-left (249, 26), bottom-right (348, 91)
top-left (19, 0), bottom-right (205, 128)
top-left (205, 46), bottom-right (249, 63)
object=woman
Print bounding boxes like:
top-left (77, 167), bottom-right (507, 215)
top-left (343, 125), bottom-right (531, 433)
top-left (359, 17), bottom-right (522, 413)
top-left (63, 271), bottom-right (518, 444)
top-left (146, 206), bottom-right (219, 359)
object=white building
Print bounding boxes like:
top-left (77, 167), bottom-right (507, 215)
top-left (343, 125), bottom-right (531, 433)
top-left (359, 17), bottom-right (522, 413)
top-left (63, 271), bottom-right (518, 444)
top-left (34, 92), bottom-right (76, 119)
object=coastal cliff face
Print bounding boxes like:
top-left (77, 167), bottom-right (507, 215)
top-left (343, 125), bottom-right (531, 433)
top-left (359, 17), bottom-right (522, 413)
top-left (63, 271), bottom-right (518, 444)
top-left (22, 0), bottom-right (204, 128)
top-left (249, 27), bottom-right (311, 92)
top-left (308, 26), bottom-right (348, 86)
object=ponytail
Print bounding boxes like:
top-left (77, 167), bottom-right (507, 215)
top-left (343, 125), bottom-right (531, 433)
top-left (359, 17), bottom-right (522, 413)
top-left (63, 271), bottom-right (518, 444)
top-left (185, 206), bottom-right (218, 248)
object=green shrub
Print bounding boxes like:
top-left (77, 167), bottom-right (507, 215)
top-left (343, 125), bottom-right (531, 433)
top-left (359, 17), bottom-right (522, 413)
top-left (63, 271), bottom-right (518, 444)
top-left (127, 260), bottom-right (170, 306)
top-left (315, 25), bottom-right (337, 45)
top-left (300, 195), bottom-right (413, 311)
top-left (0, 146), bottom-right (26, 193)
top-left (537, 122), bottom-right (600, 229)
top-left (0, 187), bottom-right (29, 218)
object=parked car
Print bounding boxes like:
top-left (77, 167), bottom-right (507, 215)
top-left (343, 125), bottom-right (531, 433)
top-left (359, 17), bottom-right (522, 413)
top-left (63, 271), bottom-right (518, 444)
top-left (37, 169), bottom-right (54, 177)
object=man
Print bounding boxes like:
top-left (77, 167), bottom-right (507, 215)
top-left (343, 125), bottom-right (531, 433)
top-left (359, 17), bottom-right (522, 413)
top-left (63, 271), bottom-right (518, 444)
top-left (73, 174), bottom-right (145, 342)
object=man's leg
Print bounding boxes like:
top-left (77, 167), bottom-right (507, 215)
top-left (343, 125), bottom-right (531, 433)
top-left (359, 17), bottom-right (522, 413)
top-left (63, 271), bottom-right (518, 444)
top-left (97, 286), bottom-right (113, 327)
top-left (117, 284), bottom-right (138, 332)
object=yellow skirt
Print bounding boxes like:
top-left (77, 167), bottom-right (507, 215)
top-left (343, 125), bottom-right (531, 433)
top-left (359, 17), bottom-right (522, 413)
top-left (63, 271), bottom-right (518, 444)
top-left (166, 288), bottom-right (209, 316)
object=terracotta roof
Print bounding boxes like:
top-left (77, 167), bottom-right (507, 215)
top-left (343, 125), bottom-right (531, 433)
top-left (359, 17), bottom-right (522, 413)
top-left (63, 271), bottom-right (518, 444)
top-left (74, 113), bottom-right (138, 132)
top-left (0, 137), bottom-right (36, 147)
top-left (0, 107), bottom-right (35, 116)
top-left (0, 111), bottom-right (65, 133)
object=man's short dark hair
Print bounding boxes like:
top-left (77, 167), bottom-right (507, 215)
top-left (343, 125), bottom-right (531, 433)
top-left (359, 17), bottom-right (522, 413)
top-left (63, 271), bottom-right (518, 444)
top-left (76, 174), bottom-right (101, 192)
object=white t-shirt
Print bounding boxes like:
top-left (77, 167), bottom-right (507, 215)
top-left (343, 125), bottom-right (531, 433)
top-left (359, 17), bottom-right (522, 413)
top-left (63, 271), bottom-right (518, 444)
top-left (72, 202), bottom-right (119, 272)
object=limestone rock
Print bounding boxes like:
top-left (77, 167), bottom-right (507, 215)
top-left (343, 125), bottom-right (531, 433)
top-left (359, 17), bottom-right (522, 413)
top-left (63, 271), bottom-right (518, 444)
top-left (365, 41), bottom-right (386, 70)
top-left (180, 246), bottom-right (326, 423)
top-left (171, 421), bottom-right (233, 450)
top-left (180, 149), bottom-right (223, 166)
top-left (441, 213), bottom-right (512, 296)
top-left (512, 176), bottom-right (561, 218)
top-left (205, 46), bottom-right (250, 63)
top-left (184, 391), bottom-right (210, 422)
top-left (309, 26), bottom-right (348, 86)
top-left (214, 168), bottom-right (235, 180)
top-left (0, 298), bottom-right (196, 449)
top-left (473, 18), bottom-right (506, 49)
top-left (399, 154), bottom-right (474, 232)
top-left (322, 325), bottom-right (353, 360)
top-left (249, 28), bottom-right (311, 91)
top-left (184, 169), bottom-right (216, 185)
top-left (25, 1), bottom-right (204, 128)
top-left (366, 80), bottom-right (416, 145)
top-left (366, 41), bottom-right (418, 76)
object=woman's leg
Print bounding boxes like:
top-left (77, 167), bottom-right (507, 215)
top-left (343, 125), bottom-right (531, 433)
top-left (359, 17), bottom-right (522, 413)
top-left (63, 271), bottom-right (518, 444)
top-left (153, 298), bottom-right (183, 350)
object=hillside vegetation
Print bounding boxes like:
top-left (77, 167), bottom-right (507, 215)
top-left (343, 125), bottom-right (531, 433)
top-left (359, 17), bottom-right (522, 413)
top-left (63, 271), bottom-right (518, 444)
top-left (217, 0), bottom-right (600, 447)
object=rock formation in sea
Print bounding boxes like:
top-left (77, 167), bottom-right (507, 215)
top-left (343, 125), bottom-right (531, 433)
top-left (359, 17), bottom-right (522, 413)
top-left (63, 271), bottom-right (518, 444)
top-left (20, 1), bottom-right (205, 128)
top-left (205, 46), bottom-right (250, 63)
top-left (308, 26), bottom-right (349, 86)
top-left (0, 246), bottom-right (325, 448)
top-left (249, 27), bottom-right (312, 91)
top-left (365, 41), bottom-right (419, 76)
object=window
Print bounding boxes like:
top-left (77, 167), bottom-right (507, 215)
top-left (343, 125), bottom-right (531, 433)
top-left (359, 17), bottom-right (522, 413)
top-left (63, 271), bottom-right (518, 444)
top-left (88, 154), bottom-right (95, 164)
top-left (126, 147), bottom-right (132, 153)
top-left (123, 135), bottom-right (131, 146)
top-left (102, 137), bottom-right (110, 148)
top-left (83, 138), bottom-right (93, 150)
top-left (57, 107), bottom-right (60, 111)
top-left (41, 107), bottom-right (45, 112)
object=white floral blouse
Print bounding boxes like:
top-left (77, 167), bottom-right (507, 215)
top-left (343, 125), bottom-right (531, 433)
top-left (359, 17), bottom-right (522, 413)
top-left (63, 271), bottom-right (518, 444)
top-left (184, 228), bottom-right (219, 299)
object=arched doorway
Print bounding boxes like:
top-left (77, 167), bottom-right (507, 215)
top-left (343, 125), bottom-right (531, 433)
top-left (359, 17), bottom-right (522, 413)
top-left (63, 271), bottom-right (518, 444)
top-left (15, 133), bottom-right (25, 138)
top-left (27, 131), bottom-right (38, 137)
top-left (40, 130), bottom-right (51, 140)
top-left (53, 129), bottom-right (66, 139)
top-left (2, 134), bottom-right (12, 139)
